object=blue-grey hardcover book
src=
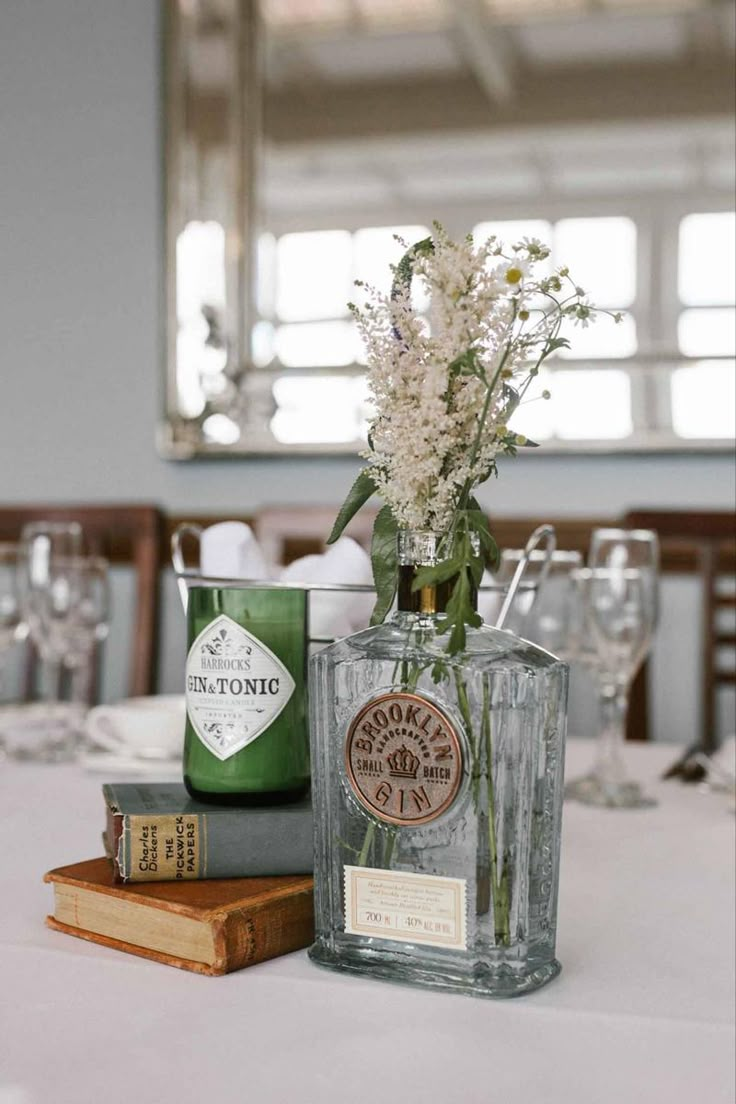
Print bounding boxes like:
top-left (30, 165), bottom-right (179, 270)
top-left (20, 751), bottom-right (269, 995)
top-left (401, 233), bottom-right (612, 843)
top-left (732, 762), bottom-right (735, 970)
top-left (103, 783), bottom-right (313, 883)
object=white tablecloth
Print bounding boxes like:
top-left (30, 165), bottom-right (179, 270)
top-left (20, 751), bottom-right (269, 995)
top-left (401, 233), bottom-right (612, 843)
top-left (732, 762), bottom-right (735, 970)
top-left (0, 742), bottom-right (733, 1104)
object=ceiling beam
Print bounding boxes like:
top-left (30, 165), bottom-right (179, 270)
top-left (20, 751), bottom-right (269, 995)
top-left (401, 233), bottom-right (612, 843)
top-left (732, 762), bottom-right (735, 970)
top-left (449, 0), bottom-right (515, 104)
top-left (263, 57), bottom-right (734, 144)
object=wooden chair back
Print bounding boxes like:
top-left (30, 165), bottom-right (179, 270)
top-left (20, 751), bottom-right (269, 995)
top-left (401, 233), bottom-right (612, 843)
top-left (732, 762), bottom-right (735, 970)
top-left (625, 509), bottom-right (736, 752)
top-left (488, 516), bottom-right (613, 562)
top-left (0, 504), bottom-right (163, 702)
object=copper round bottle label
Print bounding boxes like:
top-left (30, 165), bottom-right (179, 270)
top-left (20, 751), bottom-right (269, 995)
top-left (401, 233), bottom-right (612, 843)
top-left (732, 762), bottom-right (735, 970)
top-left (345, 692), bottom-right (463, 826)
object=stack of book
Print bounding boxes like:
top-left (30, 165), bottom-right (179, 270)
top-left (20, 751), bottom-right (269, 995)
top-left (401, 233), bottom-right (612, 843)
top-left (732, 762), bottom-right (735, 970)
top-left (45, 784), bottom-right (314, 976)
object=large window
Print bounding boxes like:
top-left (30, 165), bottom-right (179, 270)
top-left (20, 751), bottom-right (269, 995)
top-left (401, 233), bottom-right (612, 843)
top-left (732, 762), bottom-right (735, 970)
top-left (253, 206), bottom-right (735, 449)
top-left (474, 216), bottom-right (637, 441)
top-left (672, 212), bottom-right (735, 439)
top-left (258, 225), bottom-right (429, 443)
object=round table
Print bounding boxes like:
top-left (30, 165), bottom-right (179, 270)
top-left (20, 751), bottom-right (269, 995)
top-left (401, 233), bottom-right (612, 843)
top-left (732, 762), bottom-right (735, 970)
top-left (0, 740), bottom-right (733, 1104)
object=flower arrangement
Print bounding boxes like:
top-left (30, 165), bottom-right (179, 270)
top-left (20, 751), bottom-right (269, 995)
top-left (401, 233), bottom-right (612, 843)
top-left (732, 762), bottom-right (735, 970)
top-left (329, 223), bottom-right (617, 650)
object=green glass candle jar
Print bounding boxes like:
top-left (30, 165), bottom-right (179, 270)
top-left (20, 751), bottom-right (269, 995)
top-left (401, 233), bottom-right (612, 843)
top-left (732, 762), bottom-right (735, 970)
top-left (183, 585), bottom-right (309, 805)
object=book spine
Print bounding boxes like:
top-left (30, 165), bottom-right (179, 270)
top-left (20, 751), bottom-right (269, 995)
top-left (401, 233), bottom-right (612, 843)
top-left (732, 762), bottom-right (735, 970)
top-left (111, 810), bottom-right (202, 882)
top-left (46, 884), bottom-right (316, 976)
top-left (110, 810), bottom-right (313, 883)
top-left (212, 887), bottom-right (315, 973)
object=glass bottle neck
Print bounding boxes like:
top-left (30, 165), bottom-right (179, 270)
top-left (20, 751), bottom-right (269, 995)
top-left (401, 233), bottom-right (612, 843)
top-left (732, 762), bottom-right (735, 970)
top-left (396, 530), bottom-right (476, 616)
top-left (397, 564), bottom-right (452, 615)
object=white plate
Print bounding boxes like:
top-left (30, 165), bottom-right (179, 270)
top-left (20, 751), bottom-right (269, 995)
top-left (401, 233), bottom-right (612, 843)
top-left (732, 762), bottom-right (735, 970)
top-left (0, 701), bottom-right (78, 732)
top-left (79, 748), bottom-right (183, 779)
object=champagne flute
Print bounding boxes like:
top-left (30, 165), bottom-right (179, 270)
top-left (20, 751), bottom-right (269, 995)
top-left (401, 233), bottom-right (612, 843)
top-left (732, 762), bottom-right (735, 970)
top-left (0, 544), bottom-right (25, 694)
top-left (62, 556), bottom-right (111, 718)
top-left (18, 523), bottom-right (84, 695)
top-left (566, 528), bottom-right (659, 808)
top-left (15, 522), bottom-right (84, 760)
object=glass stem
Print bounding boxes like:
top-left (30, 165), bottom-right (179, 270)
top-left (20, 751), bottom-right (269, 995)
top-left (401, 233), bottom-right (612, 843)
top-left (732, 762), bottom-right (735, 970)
top-left (69, 662), bottom-right (89, 706)
top-left (69, 660), bottom-right (92, 734)
top-left (41, 657), bottom-right (62, 703)
top-left (594, 677), bottom-right (629, 787)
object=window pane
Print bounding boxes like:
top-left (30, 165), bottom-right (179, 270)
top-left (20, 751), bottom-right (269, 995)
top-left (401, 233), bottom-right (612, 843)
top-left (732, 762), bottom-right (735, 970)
top-left (176, 327), bottom-right (207, 419)
top-left (557, 311), bottom-right (637, 359)
top-left (257, 233), bottom-right (277, 317)
top-left (678, 308), bottom-right (736, 357)
top-left (275, 321), bottom-right (357, 367)
top-left (354, 225), bottom-right (429, 296)
top-left (679, 213), bottom-right (736, 306)
top-left (275, 230), bottom-right (352, 321)
top-left (554, 217), bottom-right (636, 307)
top-left (549, 369), bottom-right (633, 439)
top-left (508, 369), bottom-right (554, 441)
top-left (176, 220), bottom-right (226, 322)
top-left (202, 414), bottom-right (241, 446)
top-left (271, 376), bottom-right (366, 444)
top-left (252, 320), bottom-right (275, 368)
top-left (672, 360), bottom-right (736, 438)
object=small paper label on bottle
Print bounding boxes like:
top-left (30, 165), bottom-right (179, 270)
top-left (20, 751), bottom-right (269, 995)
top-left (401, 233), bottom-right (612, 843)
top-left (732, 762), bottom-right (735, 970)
top-left (344, 866), bottom-right (467, 951)
top-left (185, 613), bottom-right (295, 761)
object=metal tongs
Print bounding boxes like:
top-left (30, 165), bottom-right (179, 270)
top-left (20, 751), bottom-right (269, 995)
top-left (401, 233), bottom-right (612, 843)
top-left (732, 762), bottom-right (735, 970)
top-left (494, 524), bottom-right (557, 631)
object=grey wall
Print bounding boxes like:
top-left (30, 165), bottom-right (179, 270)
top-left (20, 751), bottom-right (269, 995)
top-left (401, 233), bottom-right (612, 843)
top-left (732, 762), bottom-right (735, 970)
top-left (1, 0), bottom-right (734, 743)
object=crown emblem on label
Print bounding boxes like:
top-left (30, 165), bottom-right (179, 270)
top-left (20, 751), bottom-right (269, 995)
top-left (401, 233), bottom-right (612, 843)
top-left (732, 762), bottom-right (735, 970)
top-left (387, 744), bottom-right (420, 779)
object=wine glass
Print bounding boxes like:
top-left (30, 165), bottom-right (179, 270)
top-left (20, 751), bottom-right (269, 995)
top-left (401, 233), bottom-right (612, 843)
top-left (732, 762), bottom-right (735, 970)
top-left (14, 522), bottom-right (84, 760)
top-left (62, 556), bottom-right (111, 717)
top-left (0, 544), bottom-right (25, 693)
top-left (565, 528), bottom-right (660, 809)
top-left (18, 523), bottom-right (84, 692)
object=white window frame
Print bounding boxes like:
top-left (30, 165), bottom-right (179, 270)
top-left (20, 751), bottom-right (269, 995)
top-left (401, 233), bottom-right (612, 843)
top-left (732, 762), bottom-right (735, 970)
top-left (262, 190), bottom-right (735, 454)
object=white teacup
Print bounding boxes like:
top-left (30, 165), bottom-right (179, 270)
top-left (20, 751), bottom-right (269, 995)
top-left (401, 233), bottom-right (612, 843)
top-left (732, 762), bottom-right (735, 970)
top-left (85, 695), bottom-right (186, 761)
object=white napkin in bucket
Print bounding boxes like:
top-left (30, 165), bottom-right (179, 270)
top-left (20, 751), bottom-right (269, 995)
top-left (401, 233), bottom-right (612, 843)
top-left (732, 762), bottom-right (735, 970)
top-left (281, 537), bottom-right (374, 640)
top-left (200, 521), bottom-right (271, 581)
top-left (193, 523), bottom-right (374, 641)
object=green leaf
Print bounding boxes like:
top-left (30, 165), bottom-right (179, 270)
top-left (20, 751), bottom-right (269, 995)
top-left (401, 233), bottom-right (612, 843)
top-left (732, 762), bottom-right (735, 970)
top-left (467, 500), bottom-right (499, 569)
top-left (500, 383), bottom-right (520, 420)
top-left (536, 336), bottom-right (570, 369)
top-left (411, 557), bottom-right (463, 591)
top-left (448, 348), bottom-right (484, 381)
top-left (327, 469), bottom-right (376, 545)
top-left (437, 567), bottom-right (482, 656)
top-left (446, 619), bottom-right (467, 656)
top-left (369, 505), bottom-right (399, 625)
top-left (466, 551), bottom-right (485, 589)
top-left (392, 236), bottom-right (434, 299)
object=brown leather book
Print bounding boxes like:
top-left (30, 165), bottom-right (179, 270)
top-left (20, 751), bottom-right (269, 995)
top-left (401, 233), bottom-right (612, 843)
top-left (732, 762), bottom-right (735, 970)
top-left (44, 857), bottom-right (314, 976)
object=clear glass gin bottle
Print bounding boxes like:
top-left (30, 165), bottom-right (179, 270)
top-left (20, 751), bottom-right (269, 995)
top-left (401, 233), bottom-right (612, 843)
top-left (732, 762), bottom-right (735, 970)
top-left (308, 531), bottom-right (568, 998)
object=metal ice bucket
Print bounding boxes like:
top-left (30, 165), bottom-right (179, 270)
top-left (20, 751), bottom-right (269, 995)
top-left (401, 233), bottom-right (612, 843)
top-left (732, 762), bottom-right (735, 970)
top-left (171, 523), bottom-right (557, 643)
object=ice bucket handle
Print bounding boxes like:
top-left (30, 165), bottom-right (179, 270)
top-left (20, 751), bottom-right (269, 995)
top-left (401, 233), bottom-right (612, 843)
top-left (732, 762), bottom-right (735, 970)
top-left (494, 524), bottom-right (556, 631)
top-left (171, 523), bottom-right (204, 614)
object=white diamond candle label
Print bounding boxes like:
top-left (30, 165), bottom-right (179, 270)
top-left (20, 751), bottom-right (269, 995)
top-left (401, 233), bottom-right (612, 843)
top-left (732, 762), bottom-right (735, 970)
top-left (185, 613), bottom-right (295, 761)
